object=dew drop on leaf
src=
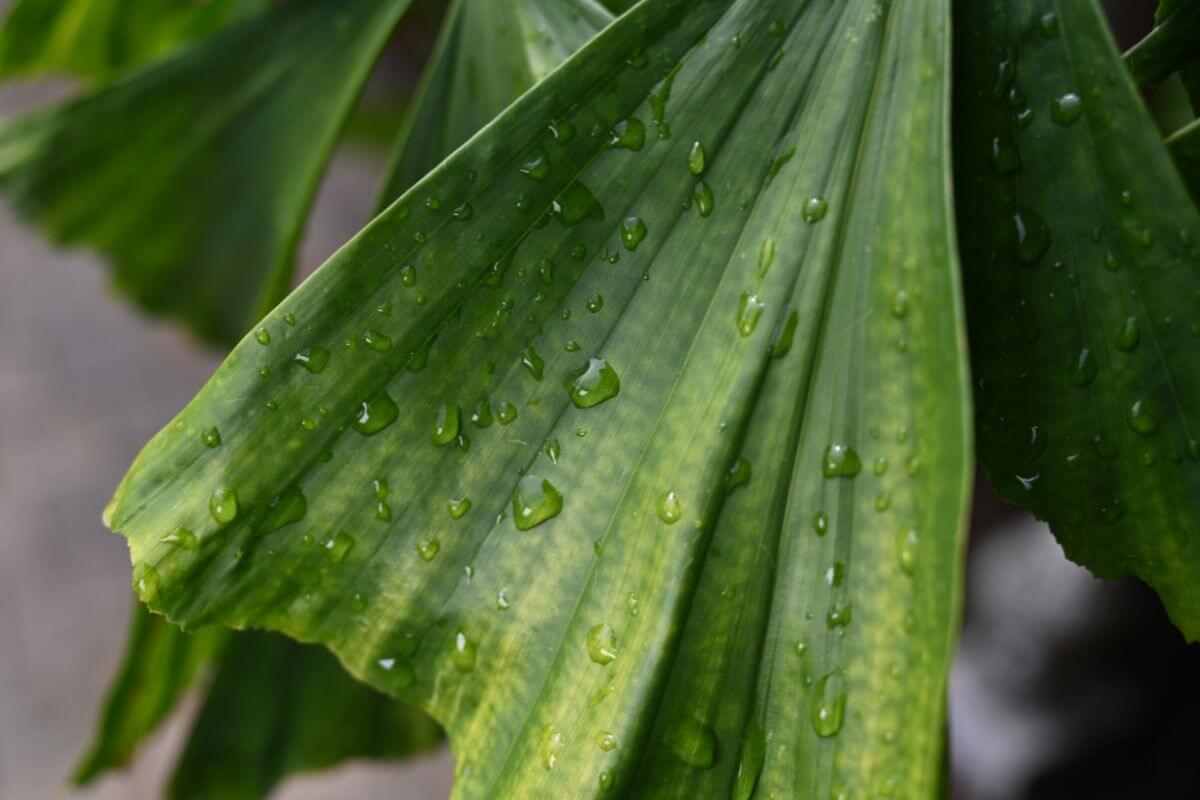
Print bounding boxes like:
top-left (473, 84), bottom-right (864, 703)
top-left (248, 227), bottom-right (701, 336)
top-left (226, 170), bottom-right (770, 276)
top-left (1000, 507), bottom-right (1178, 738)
top-left (453, 630), bottom-right (477, 672)
top-left (693, 181), bottom-right (714, 216)
top-left (566, 358), bottom-right (620, 408)
top-left (201, 426), bottom-right (221, 448)
top-left (1115, 316), bottom-right (1140, 351)
top-left (324, 532), bottom-right (354, 563)
top-left (294, 346), bottom-right (330, 374)
top-left (657, 490), bottom-right (683, 524)
top-left (896, 527), bottom-right (919, 575)
top-left (512, 475), bottom-right (563, 530)
top-left (1050, 92), bottom-right (1083, 125)
top-left (822, 444), bottom-right (862, 478)
top-left (802, 196), bottom-right (828, 223)
top-left (1127, 399), bottom-right (1158, 435)
top-left (587, 623), bottom-right (618, 664)
top-left (811, 671), bottom-right (847, 737)
top-left (596, 731), bottom-right (619, 751)
top-left (448, 497), bottom-right (472, 519)
top-left (432, 402), bottom-right (461, 445)
top-left (162, 527), bottom-right (197, 550)
top-left (353, 393), bottom-right (399, 436)
top-left (737, 292), bottom-right (765, 336)
top-left (253, 327), bottom-right (270, 346)
top-left (688, 140), bottom-right (706, 175)
top-left (417, 537), bottom-right (441, 561)
top-left (664, 713), bottom-right (717, 768)
top-left (621, 215), bottom-right (648, 251)
top-left (1009, 206), bottom-right (1050, 265)
top-left (209, 487), bottom-right (239, 525)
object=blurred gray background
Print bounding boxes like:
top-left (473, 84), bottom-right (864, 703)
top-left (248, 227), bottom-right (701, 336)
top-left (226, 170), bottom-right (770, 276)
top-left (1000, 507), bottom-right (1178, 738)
top-left (2, 1), bottom-right (1197, 798)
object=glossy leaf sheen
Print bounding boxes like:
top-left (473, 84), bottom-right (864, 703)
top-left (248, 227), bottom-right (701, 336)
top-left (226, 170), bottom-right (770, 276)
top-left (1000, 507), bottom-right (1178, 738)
top-left (107, 0), bottom-right (971, 796)
top-left (0, 0), bottom-right (410, 343)
top-left (955, 0), bottom-right (1200, 638)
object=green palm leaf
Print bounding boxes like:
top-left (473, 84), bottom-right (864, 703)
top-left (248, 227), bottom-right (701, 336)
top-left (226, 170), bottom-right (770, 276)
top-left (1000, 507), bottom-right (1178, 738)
top-left (0, 0), bottom-right (267, 81)
top-left (954, 0), bottom-right (1200, 638)
top-left (0, 0), bottom-right (411, 344)
top-left (104, 0), bottom-right (971, 797)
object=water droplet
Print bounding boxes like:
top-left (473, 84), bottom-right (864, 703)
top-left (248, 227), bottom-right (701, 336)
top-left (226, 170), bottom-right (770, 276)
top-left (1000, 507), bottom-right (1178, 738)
top-left (610, 117), bottom-right (645, 150)
top-left (727, 457), bottom-right (752, 492)
top-left (802, 196), bottom-right (828, 223)
top-left (772, 309), bottom-right (798, 357)
top-left (417, 537), bottom-right (440, 561)
top-left (890, 289), bottom-right (909, 319)
top-left (433, 403), bottom-right (461, 445)
top-left (1010, 207), bottom-right (1050, 265)
top-left (620, 216), bottom-right (648, 251)
top-left (1050, 92), bottom-right (1083, 125)
top-left (826, 599), bottom-right (852, 628)
top-left (1127, 399), bottom-right (1158, 435)
top-left (732, 721), bottom-right (766, 800)
top-left (133, 563), bottom-right (160, 599)
top-left (822, 444), bottom-right (861, 478)
top-left (664, 713), bottom-right (717, 768)
top-left (990, 136), bottom-right (1020, 175)
top-left (496, 401), bottom-right (519, 425)
top-left (209, 487), bottom-right (238, 525)
top-left (448, 497), bottom-right (472, 519)
top-left (496, 588), bottom-right (511, 611)
top-left (451, 202), bottom-right (473, 220)
top-left (812, 511), bottom-right (829, 535)
top-left (688, 141), bottom-right (706, 175)
top-left (596, 731), bottom-right (619, 751)
top-left (253, 327), bottom-right (270, 346)
top-left (693, 181), bottom-right (714, 216)
top-left (587, 293), bottom-right (605, 313)
top-left (811, 671), bottom-right (847, 737)
top-left (294, 346), bottom-right (330, 374)
top-left (541, 726), bottom-right (563, 769)
top-left (362, 329), bottom-right (392, 352)
top-left (587, 623), bottom-right (618, 664)
top-left (656, 491), bottom-right (683, 524)
top-left (324, 532), bottom-right (354, 563)
top-left (201, 426), bottom-right (221, 448)
top-left (553, 181), bottom-right (603, 226)
top-left (520, 148), bottom-right (551, 180)
top-left (566, 358), bottom-right (620, 407)
top-left (737, 293), bottom-right (765, 336)
top-left (1038, 11), bottom-right (1058, 36)
top-left (162, 527), bottom-right (197, 550)
top-left (452, 630), bottom-right (477, 672)
top-left (354, 393), bottom-right (399, 436)
top-left (262, 487), bottom-right (306, 532)
top-left (1115, 316), bottom-right (1140, 350)
top-left (520, 345), bottom-right (545, 380)
top-left (896, 527), bottom-right (919, 574)
top-left (374, 657), bottom-right (416, 689)
top-left (1069, 347), bottom-right (1097, 387)
top-left (283, 313), bottom-right (296, 326)
top-left (874, 491), bottom-right (891, 511)
top-left (512, 475), bottom-right (563, 530)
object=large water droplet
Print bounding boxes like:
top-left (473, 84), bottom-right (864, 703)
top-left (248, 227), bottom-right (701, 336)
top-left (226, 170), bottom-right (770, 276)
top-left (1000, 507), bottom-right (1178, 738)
top-left (521, 345), bottom-right (545, 380)
top-left (453, 630), bottom-right (477, 672)
top-left (362, 329), bottom-right (392, 352)
top-left (1127, 399), bottom-right (1158, 435)
top-left (737, 293), bottom-right (764, 336)
top-left (554, 181), bottom-right (604, 226)
top-left (811, 671), bottom-right (847, 737)
top-left (262, 487), bottom-right (306, 532)
top-left (353, 393), bottom-right (399, 436)
top-left (448, 497), bottom-right (472, 519)
top-left (162, 527), bottom-right (197, 550)
top-left (802, 196), bottom-right (828, 223)
top-left (610, 117), bottom-right (645, 150)
top-left (896, 527), bottom-right (919, 575)
top-left (324, 532), bottom-right (354, 563)
top-left (596, 731), bottom-right (619, 751)
top-left (587, 623), bottom-right (618, 664)
top-left (294, 346), bottom-right (330, 374)
top-left (621, 216), bottom-right (648, 251)
top-left (432, 403), bottom-right (461, 446)
top-left (1069, 347), bottom-right (1097, 387)
top-left (512, 475), bottom-right (564, 530)
top-left (1115, 316), bottom-right (1140, 351)
top-left (201, 426), bottom-right (221, 448)
top-left (209, 487), bottom-right (239, 525)
top-left (693, 181), bottom-right (714, 216)
top-left (822, 444), bottom-right (861, 478)
top-left (688, 141), bottom-right (706, 175)
top-left (520, 148), bottom-right (551, 180)
top-left (1050, 92), bottom-right (1083, 125)
top-left (566, 358), bottom-right (620, 408)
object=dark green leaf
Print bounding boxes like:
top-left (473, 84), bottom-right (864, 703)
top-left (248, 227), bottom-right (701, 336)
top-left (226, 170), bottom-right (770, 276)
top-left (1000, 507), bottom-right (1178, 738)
top-left (0, 0), bottom-right (267, 81)
top-left (76, 604), bottom-right (440, 796)
top-left (954, 0), bottom-right (1200, 638)
top-left (106, 0), bottom-right (971, 796)
top-left (169, 628), bottom-right (442, 800)
top-left (1124, 0), bottom-right (1200, 87)
top-left (1168, 118), bottom-right (1200, 204)
top-left (0, 0), bottom-right (411, 344)
top-left (73, 603), bottom-right (226, 784)
top-left (375, 0), bottom-right (612, 209)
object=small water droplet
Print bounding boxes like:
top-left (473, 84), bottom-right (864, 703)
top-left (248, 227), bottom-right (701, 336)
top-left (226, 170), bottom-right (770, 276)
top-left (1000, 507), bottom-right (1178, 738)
top-left (324, 532), bottom-right (354, 563)
top-left (620, 216), bottom-right (648, 251)
top-left (1010, 206), bottom-right (1050, 265)
top-left (1127, 399), bottom-right (1158, 435)
top-left (896, 527), bottom-right (919, 574)
top-left (520, 149), bottom-right (551, 180)
top-left (294, 346), bottom-right (330, 374)
top-left (587, 623), bottom-right (618, 664)
top-left (433, 403), bottom-right (461, 445)
top-left (417, 537), bottom-right (441, 561)
top-left (737, 293), bottom-right (765, 336)
top-left (452, 630), bottom-right (477, 672)
top-left (610, 117), bottom-right (645, 150)
top-left (597, 731), bottom-right (619, 751)
top-left (254, 327), bottom-right (270, 346)
top-left (802, 196), bottom-right (828, 223)
top-left (1050, 92), bottom-right (1083, 125)
top-left (1069, 347), bottom-right (1097, 387)
top-left (162, 527), bottom-right (197, 550)
top-left (448, 497), bottom-right (472, 519)
top-left (656, 490), bottom-right (683, 524)
top-left (1115, 316), bottom-right (1140, 350)
top-left (688, 141), bottom-right (706, 175)
top-left (496, 401), bottom-right (519, 425)
top-left (812, 511), bottom-right (829, 535)
top-left (354, 393), bottom-right (399, 436)
top-left (201, 426), bottom-right (221, 448)
top-left (362, 329), bottom-right (392, 352)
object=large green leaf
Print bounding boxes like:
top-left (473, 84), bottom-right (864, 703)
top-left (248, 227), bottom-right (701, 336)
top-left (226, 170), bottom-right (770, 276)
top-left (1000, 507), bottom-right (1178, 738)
top-left (75, 605), bottom-right (441, 797)
top-left (105, 0), bottom-right (971, 797)
top-left (0, 0), bottom-right (410, 344)
top-left (0, 0), bottom-right (267, 81)
top-left (168, 626), bottom-right (442, 800)
top-left (954, 0), bottom-right (1200, 638)
top-left (73, 603), bottom-right (226, 784)
top-left (1169, 118), bottom-right (1200, 203)
top-left (1123, 0), bottom-right (1200, 87)
top-left (375, 0), bottom-right (613, 208)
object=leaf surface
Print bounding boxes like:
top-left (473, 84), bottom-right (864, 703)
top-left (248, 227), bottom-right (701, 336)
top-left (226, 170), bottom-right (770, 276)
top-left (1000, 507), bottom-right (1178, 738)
top-left (1169, 118), bottom-right (1200, 204)
top-left (0, 0), bottom-right (267, 81)
top-left (954, 0), bottom-right (1200, 637)
top-left (0, 0), bottom-right (410, 343)
top-left (376, 0), bottom-right (613, 209)
top-left (106, 0), bottom-right (971, 796)
top-left (1123, 0), bottom-right (1200, 87)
